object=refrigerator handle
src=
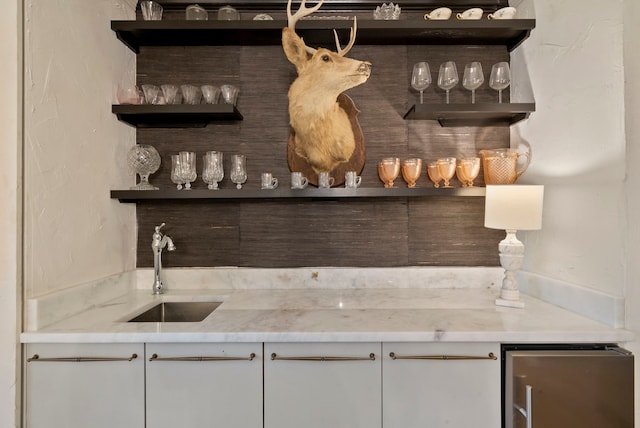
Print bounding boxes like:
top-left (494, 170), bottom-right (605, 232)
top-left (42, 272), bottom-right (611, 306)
top-left (514, 385), bottom-right (533, 428)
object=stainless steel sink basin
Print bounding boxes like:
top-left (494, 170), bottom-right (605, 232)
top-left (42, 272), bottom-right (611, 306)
top-left (127, 301), bottom-right (221, 322)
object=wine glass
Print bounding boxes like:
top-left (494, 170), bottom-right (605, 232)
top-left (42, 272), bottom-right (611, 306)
top-left (377, 157), bottom-right (401, 188)
top-left (171, 154), bottom-right (185, 190)
top-left (456, 164), bottom-right (469, 187)
top-left (401, 158), bottom-right (422, 188)
top-left (179, 151), bottom-right (197, 190)
top-left (127, 144), bottom-right (160, 190)
top-left (426, 161), bottom-right (441, 188)
top-left (489, 62), bottom-right (511, 104)
top-left (230, 154), bottom-right (247, 189)
top-left (436, 157), bottom-right (456, 188)
top-left (202, 151), bottom-right (224, 190)
top-left (437, 61), bottom-right (459, 104)
top-left (462, 62), bottom-right (484, 104)
top-left (459, 157), bottom-right (480, 187)
top-left (411, 62), bottom-right (431, 105)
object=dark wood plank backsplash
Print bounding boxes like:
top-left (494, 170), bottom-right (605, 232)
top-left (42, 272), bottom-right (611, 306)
top-left (135, 42), bottom-right (508, 267)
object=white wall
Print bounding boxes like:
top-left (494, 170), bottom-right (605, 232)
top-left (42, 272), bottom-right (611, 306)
top-left (24, 0), bottom-right (137, 298)
top-left (622, 0), bottom-right (640, 423)
top-left (510, 0), bottom-right (628, 326)
top-left (1, 1), bottom-right (21, 425)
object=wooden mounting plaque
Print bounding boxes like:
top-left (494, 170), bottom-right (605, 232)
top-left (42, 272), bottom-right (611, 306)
top-left (287, 93), bottom-right (366, 187)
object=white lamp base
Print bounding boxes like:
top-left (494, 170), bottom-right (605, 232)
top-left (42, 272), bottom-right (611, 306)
top-left (495, 229), bottom-right (525, 309)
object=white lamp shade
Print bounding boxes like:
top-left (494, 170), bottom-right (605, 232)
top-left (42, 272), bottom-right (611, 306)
top-left (484, 185), bottom-right (544, 230)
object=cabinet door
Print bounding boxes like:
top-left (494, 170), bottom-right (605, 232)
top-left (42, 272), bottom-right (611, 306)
top-left (383, 342), bottom-right (501, 428)
top-left (145, 342), bottom-right (262, 428)
top-left (264, 342), bottom-right (381, 428)
top-left (24, 343), bottom-right (144, 428)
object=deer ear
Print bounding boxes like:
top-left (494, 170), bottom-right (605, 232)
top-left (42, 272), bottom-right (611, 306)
top-left (282, 28), bottom-right (309, 72)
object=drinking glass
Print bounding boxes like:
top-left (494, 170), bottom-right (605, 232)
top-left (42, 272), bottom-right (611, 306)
top-left (462, 62), bottom-right (484, 104)
top-left (221, 84), bottom-right (239, 105)
top-left (437, 61), bottom-right (459, 104)
top-left (426, 161), bottom-right (441, 188)
top-left (436, 157), bottom-right (456, 188)
top-left (201, 85), bottom-right (221, 104)
top-left (489, 62), bottom-right (511, 104)
top-left (171, 154), bottom-right (185, 190)
top-left (401, 158), bottom-right (422, 188)
top-left (456, 164), bottom-right (469, 187)
top-left (202, 151), bottom-right (224, 190)
top-left (179, 151), bottom-right (197, 189)
top-left (181, 85), bottom-right (202, 105)
top-left (378, 157), bottom-right (401, 188)
top-left (161, 84), bottom-right (182, 104)
top-left (411, 62), bottom-right (431, 105)
top-left (141, 1), bottom-right (163, 20)
top-left (230, 154), bottom-right (247, 189)
top-left (459, 157), bottom-right (480, 187)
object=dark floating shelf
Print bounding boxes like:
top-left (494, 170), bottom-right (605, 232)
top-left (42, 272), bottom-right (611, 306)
top-left (403, 103), bottom-right (535, 127)
top-left (111, 19), bottom-right (535, 53)
top-left (111, 187), bottom-right (486, 202)
top-left (112, 104), bottom-right (243, 127)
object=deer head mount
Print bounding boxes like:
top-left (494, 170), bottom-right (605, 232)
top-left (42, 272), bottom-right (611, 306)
top-left (282, 0), bottom-right (371, 177)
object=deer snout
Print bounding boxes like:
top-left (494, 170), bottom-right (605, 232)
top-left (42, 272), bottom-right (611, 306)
top-left (358, 62), bottom-right (372, 77)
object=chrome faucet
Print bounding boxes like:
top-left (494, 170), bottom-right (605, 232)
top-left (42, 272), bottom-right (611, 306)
top-left (151, 223), bottom-right (175, 295)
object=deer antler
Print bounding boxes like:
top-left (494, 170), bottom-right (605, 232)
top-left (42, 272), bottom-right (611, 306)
top-left (287, 0), bottom-right (324, 30)
top-left (334, 17), bottom-right (357, 57)
top-left (287, 0), bottom-right (357, 56)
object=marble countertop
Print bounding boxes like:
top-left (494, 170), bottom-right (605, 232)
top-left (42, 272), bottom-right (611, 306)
top-left (20, 287), bottom-right (633, 344)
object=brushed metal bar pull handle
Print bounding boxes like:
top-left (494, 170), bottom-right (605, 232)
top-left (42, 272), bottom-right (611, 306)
top-left (388, 352), bottom-right (497, 361)
top-left (149, 353), bottom-right (256, 362)
top-left (27, 354), bottom-right (138, 363)
top-left (271, 353), bottom-right (376, 361)
top-left (514, 385), bottom-right (532, 428)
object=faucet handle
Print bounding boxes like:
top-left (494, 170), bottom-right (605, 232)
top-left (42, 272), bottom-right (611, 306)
top-left (155, 223), bottom-right (166, 233)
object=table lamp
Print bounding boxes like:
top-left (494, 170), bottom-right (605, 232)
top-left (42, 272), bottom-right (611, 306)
top-left (484, 185), bottom-right (544, 308)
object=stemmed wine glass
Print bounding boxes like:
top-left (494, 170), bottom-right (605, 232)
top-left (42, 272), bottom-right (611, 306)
top-left (171, 154), bottom-right (185, 190)
top-left (489, 62), bottom-right (511, 104)
top-left (179, 151), bottom-right (197, 190)
top-left (411, 62), bottom-right (431, 105)
top-left (462, 62), bottom-right (484, 104)
top-left (459, 157), bottom-right (480, 187)
top-left (378, 157), bottom-right (401, 188)
top-left (401, 158), bottom-right (422, 188)
top-left (230, 154), bottom-right (247, 189)
top-left (436, 157), bottom-right (456, 188)
top-left (437, 61), bottom-right (459, 104)
top-left (202, 151), bottom-right (224, 190)
top-left (427, 161), bottom-right (441, 188)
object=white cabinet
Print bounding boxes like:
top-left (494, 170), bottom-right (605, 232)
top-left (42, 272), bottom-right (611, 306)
top-left (24, 343), bottom-right (144, 428)
top-left (382, 342), bottom-right (501, 428)
top-left (264, 342), bottom-right (382, 428)
top-left (145, 342), bottom-right (262, 428)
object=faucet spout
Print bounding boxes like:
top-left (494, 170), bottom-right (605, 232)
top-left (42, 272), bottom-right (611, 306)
top-left (151, 223), bottom-right (176, 295)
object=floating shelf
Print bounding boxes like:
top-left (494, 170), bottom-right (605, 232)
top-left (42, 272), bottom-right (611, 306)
top-left (112, 104), bottom-right (243, 127)
top-left (111, 187), bottom-right (486, 202)
top-left (111, 19), bottom-right (535, 53)
top-left (403, 103), bottom-right (535, 127)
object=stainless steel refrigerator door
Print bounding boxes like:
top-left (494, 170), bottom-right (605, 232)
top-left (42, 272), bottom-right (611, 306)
top-left (505, 349), bottom-right (634, 428)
